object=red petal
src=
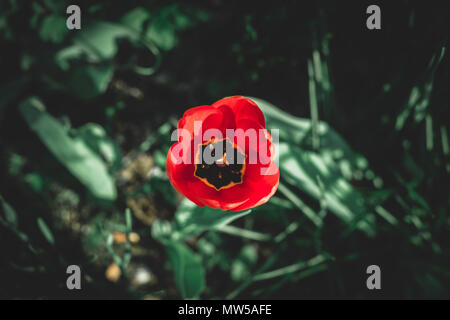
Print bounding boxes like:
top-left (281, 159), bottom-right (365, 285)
top-left (213, 96), bottom-right (265, 128)
top-left (166, 144), bottom-right (203, 206)
top-left (187, 180), bottom-right (221, 208)
top-left (233, 161), bottom-right (280, 211)
top-left (231, 120), bottom-right (273, 166)
top-left (178, 105), bottom-right (223, 141)
top-left (215, 104), bottom-right (236, 134)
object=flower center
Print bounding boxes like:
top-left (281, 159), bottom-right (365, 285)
top-left (194, 138), bottom-right (246, 191)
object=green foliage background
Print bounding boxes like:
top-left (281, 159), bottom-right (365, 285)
top-left (0, 0), bottom-right (449, 299)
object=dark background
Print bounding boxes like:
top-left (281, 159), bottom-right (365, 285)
top-left (0, 0), bottom-right (449, 299)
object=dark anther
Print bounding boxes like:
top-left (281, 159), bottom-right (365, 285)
top-left (194, 139), bottom-right (245, 190)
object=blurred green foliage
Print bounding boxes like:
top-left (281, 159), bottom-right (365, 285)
top-left (0, 0), bottom-right (449, 299)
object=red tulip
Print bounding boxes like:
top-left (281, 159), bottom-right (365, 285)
top-left (166, 96), bottom-right (280, 211)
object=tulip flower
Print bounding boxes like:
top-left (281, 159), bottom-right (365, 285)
top-left (167, 96), bottom-right (279, 211)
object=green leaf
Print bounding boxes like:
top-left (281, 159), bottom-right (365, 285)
top-left (278, 143), bottom-right (373, 232)
top-left (251, 96), bottom-right (367, 170)
top-left (24, 172), bottom-right (45, 193)
top-left (125, 208), bottom-right (132, 231)
top-left (56, 20), bottom-right (161, 76)
top-left (19, 97), bottom-right (117, 201)
top-left (146, 16), bottom-right (177, 51)
top-left (38, 14), bottom-right (68, 43)
top-left (395, 46), bottom-right (445, 130)
top-left (37, 217), bottom-right (55, 245)
top-left (69, 64), bottom-right (113, 100)
top-left (0, 194), bottom-right (18, 228)
top-left (121, 5), bottom-right (211, 52)
top-left (163, 239), bottom-right (205, 299)
top-left (120, 7), bottom-right (151, 32)
top-left (174, 198), bottom-right (251, 239)
top-left (144, 5), bottom-right (207, 51)
top-left (231, 244), bottom-right (258, 282)
top-left (73, 22), bottom-right (133, 60)
top-left (250, 97), bottom-right (375, 234)
top-left (74, 123), bottom-right (122, 172)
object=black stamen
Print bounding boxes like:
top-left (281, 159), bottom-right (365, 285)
top-left (194, 139), bottom-right (245, 190)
